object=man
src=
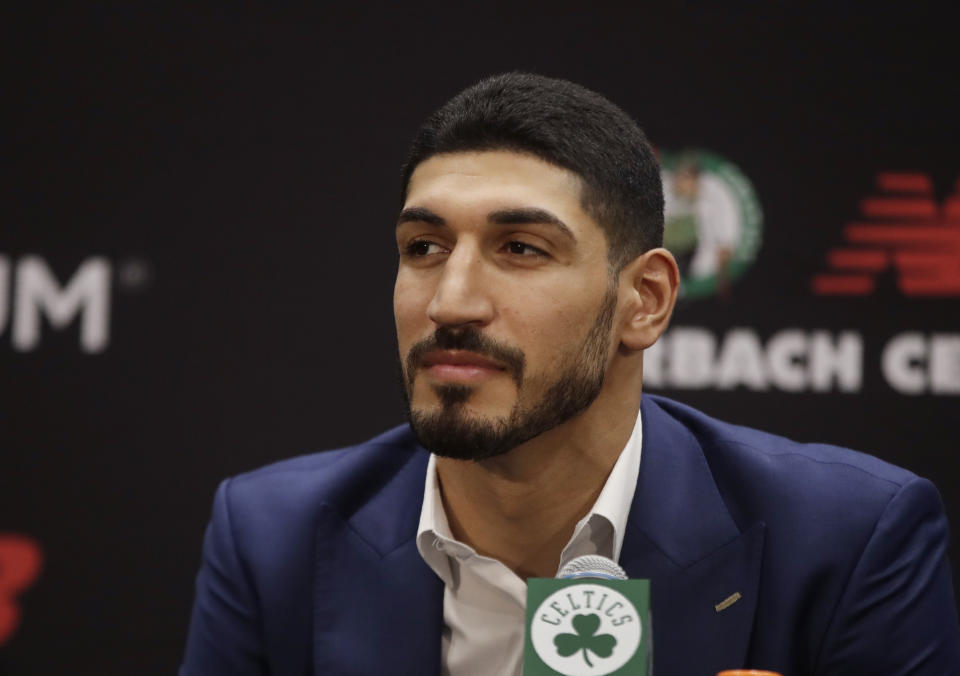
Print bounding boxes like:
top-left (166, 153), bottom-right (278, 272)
top-left (181, 73), bottom-right (960, 675)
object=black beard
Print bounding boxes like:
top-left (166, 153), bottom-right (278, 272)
top-left (399, 286), bottom-right (618, 461)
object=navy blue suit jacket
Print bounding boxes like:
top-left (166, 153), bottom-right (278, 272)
top-left (181, 395), bottom-right (960, 675)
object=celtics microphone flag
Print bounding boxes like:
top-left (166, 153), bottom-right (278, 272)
top-left (524, 556), bottom-right (652, 676)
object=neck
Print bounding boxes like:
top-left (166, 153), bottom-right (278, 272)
top-left (435, 363), bottom-right (643, 579)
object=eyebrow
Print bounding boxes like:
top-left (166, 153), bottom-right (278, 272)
top-left (397, 206), bottom-right (445, 227)
top-left (488, 208), bottom-right (576, 242)
top-left (397, 206), bottom-right (576, 242)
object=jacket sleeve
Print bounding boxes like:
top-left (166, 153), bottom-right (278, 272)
top-left (180, 479), bottom-right (266, 676)
top-left (815, 477), bottom-right (960, 674)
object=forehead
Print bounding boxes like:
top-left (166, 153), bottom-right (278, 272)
top-left (405, 151), bottom-right (588, 219)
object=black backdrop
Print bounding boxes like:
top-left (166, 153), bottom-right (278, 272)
top-left (3, 4), bottom-right (958, 674)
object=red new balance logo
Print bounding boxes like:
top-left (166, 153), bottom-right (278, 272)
top-left (812, 172), bottom-right (960, 296)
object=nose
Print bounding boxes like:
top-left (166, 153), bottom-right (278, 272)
top-left (427, 244), bottom-right (495, 328)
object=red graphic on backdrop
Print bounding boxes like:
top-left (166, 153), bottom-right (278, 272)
top-left (0, 534), bottom-right (43, 645)
top-left (812, 173), bottom-right (960, 296)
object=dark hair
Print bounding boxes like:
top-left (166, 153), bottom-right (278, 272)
top-left (400, 72), bottom-right (664, 269)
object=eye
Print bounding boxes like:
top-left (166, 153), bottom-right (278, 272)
top-left (504, 240), bottom-right (549, 257)
top-left (404, 240), bottom-right (446, 257)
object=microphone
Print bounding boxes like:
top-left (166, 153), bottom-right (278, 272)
top-left (558, 554), bottom-right (628, 581)
top-left (524, 555), bottom-right (652, 675)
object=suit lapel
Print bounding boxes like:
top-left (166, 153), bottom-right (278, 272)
top-left (313, 446), bottom-right (442, 676)
top-left (622, 397), bottom-right (766, 675)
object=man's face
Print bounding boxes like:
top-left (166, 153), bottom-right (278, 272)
top-left (394, 151), bottom-right (621, 460)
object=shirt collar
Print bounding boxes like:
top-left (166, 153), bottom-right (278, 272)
top-left (575, 405), bottom-right (643, 562)
top-left (416, 452), bottom-right (456, 586)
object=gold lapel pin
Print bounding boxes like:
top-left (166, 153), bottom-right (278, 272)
top-left (714, 591), bottom-right (742, 612)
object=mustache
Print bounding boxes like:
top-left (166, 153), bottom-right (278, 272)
top-left (405, 326), bottom-right (526, 387)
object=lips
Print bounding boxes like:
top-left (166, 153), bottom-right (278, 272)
top-left (422, 350), bottom-right (503, 369)
top-left (420, 350), bottom-right (505, 382)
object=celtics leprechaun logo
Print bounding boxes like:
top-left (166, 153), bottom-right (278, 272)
top-left (661, 149), bottom-right (763, 300)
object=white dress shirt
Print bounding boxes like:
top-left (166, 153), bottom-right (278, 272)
top-left (416, 409), bottom-right (643, 676)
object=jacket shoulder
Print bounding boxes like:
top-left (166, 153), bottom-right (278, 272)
top-left (216, 424), bottom-right (428, 553)
top-left (235, 424), bottom-right (419, 478)
top-left (199, 423), bottom-right (429, 618)
top-left (645, 395), bottom-right (926, 533)
top-left (183, 425), bottom-right (430, 674)
top-left (228, 424), bottom-right (421, 498)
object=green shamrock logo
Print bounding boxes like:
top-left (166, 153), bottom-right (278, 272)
top-left (553, 613), bottom-right (617, 667)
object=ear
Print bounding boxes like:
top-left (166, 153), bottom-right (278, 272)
top-left (618, 247), bottom-right (679, 351)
